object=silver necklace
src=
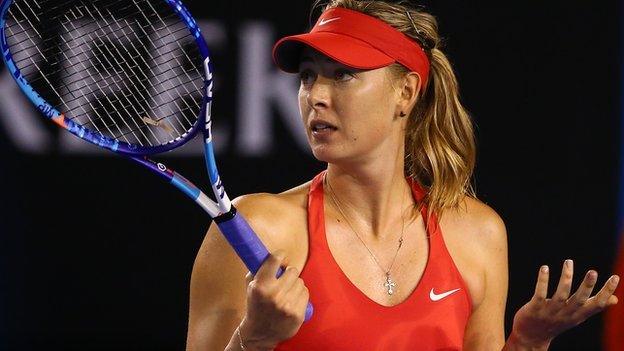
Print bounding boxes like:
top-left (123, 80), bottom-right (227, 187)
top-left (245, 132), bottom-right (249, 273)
top-left (325, 176), bottom-right (406, 296)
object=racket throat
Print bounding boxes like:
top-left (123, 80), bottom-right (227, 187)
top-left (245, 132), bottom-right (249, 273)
top-left (213, 207), bottom-right (237, 224)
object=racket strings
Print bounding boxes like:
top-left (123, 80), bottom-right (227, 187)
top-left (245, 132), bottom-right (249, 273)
top-left (17, 30), bottom-right (198, 118)
top-left (7, 0), bottom-right (180, 146)
top-left (4, 0), bottom-right (205, 147)
top-left (60, 5), bottom-right (182, 144)
top-left (116, 4), bottom-right (201, 131)
top-left (57, 8), bottom-right (149, 144)
top-left (8, 0), bottom-right (178, 65)
top-left (68, 0), bottom-right (201, 144)
top-left (56, 1), bottom-right (155, 145)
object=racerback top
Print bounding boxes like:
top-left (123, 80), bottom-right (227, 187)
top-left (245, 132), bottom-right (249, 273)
top-left (275, 171), bottom-right (472, 350)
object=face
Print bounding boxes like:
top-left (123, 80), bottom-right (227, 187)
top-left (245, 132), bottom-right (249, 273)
top-left (298, 48), bottom-right (405, 165)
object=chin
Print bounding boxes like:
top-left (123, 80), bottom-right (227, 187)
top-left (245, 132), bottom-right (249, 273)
top-left (310, 144), bottom-right (337, 163)
top-left (310, 144), bottom-right (352, 165)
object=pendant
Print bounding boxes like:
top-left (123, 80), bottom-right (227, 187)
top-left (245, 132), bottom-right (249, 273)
top-left (384, 273), bottom-right (396, 295)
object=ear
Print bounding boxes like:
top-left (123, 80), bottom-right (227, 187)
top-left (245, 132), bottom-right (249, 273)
top-left (394, 72), bottom-right (421, 117)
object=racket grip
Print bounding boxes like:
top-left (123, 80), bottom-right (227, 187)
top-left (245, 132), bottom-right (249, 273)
top-left (214, 207), bottom-right (314, 322)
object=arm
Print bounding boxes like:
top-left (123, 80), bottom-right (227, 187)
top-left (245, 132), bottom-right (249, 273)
top-left (459, 206), bottom-right (620, 350)
top-left (462, 209), bottom-right (509, 351)
top-left (186, 195), bottom-right (310, 351)
top-left (185, 218), bottom-right (249, 350)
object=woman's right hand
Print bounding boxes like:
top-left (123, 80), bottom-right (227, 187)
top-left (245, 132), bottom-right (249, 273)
top-left (237, 250), bottom-right (310, 350)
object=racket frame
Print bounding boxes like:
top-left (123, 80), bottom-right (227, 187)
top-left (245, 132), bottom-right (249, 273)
top-left (0, 0), bottom-right (231, 217)
top-left (0, 0), bottom-right (313, 320)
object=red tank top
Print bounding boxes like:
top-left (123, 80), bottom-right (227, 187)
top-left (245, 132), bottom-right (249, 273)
top-left (275, 171), bottom-right (472, 350)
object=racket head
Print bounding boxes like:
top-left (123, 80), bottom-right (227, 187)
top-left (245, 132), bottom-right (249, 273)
top-left (0, 0), bottom-right (213, 156)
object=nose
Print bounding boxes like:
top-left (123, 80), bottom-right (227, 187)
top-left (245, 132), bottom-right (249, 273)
top-left (306, 77), bottom-right (331, 110)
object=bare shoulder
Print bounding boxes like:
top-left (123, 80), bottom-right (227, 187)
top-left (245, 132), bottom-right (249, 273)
top-left (441, 195), bottom-right (508, 252)
top-left (230, 181), bottom-right (312, 257)
top-left (232, 181), bottom-right (311, 217)
top-left (439, 195), bottom-right (509, 309)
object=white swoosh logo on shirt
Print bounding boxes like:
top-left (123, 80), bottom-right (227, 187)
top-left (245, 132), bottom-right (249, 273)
top-left (319, 17), bottom-right (340, 26)
top-left (429, 288), bottom-right (461, 301)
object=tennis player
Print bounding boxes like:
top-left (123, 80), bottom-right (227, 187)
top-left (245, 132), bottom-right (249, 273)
top-left (186, 1), bottom-right (620, 350)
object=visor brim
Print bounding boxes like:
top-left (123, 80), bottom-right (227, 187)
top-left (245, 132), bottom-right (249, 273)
top-left (272, 32), bottom-right (395, 73)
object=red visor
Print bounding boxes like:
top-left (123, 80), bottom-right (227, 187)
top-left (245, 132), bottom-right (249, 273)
top-left (272, 7), bottom-right (430, 87)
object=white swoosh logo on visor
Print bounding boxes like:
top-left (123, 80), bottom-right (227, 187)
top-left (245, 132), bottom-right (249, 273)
top-left (319, 17), bottom-right (340, 26)
top-left (429, 288), bottom-right (461, 301)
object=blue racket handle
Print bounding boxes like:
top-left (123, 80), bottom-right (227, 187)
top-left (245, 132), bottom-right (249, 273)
top-left (214, 208), bottom-right (314, 322)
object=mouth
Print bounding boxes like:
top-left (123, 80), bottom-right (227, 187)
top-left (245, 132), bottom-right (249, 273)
top-left (310, 120), bottom-right (338, 134)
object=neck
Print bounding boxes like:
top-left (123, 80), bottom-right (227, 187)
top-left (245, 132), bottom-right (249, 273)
top-left (324, 147), bottom-right (416, 242)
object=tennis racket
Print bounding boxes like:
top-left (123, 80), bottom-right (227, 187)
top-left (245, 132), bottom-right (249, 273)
top-left (0, 0), bottom-right (313, 321)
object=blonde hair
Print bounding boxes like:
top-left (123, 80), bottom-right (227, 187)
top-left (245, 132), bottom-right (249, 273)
top-left (313, 0), bottom-right (477, 218)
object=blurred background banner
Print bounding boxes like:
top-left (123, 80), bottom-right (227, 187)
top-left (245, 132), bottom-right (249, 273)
top-left (0, 1), bottom-right (621, 350)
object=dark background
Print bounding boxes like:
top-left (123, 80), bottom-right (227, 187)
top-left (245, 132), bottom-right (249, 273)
top-left (1, 1), bottom-right (622, 350)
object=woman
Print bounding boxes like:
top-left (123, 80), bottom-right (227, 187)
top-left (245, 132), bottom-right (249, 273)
top-left (186, 1), bottom-right (620, 350)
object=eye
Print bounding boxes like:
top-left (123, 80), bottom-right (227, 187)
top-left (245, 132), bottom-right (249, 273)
top-left (299, 69), bottom-right (316, 86)
top-left (335, 69), bottom-right (355, 82)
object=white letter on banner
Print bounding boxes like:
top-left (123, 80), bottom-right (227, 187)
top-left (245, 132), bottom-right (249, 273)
top-left (237, 22), bottom-right (308, 156)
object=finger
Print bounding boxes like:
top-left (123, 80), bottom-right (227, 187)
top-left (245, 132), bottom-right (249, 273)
top-left (284, 278), bottom-right (308, 308)
top-left (552, 259), bottom-right (574, 303)
top-left (588, 275), bottom-right (620, 312)
top-left (533, 265), bottom-right (550, 301)
top-left (293, 283), bottom-right (311, 319)
top-left (568, 270), bottom-right (598, 306)
top-left (255, 250), bottom-right (287, 283)
top-left (279, 280), bottom-right (309, 322)
top-left (275, 266), bottom-right (303, 297)
top-left (245, 271), bottom-right (254, 286)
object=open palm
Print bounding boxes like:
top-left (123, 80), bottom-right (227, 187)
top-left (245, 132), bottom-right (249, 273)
top-left (511, 260), bottom-right (620, 348)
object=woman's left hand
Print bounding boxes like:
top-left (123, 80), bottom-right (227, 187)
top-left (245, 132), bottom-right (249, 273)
top-left (509, 259), bottom-right (619, 348)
